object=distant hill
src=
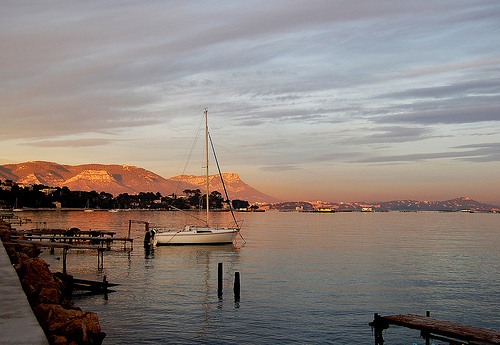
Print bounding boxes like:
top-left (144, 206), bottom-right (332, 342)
top-left (0, 161), bottom-right (277, 203)
top-left (170, 173), bottom-right (278, 203)
top-left (267, 197), bottom-right (499, 212)
top-left (375, 197), bottom-right (498, 211)
top-left (2, 162), bottom-right (497, 210)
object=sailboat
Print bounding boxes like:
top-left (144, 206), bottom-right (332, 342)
top-left (154, 109), bottom-right (240, 245)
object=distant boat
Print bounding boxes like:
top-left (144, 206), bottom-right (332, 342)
top-left (84, 199), bottom-right (94, 212)
top-left (13, 198), bottom-right (23, 212)
top-left (154, 109), bottom-right (240, 245)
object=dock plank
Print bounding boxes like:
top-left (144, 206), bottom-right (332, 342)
top-left (381, 314), bottom-right (500, 344)
top-left (23, 235), bottom-right (130, 242)
top-left (14, 236), bottom-right (132, 245)
top-left (12, 240), bottom-right (101, 250)
top-left (13, 229), bottom-right (116, 236)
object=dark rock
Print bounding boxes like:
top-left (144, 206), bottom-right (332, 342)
top-left (38, 279), bottom-right (64, 305)
top-left (3, 241), bottom-right (19, 262)
top-left (48, 334), bottom-right (69, 345)
top-left (18, 257), bottom-right (55, 304)
top-left (0, 226), bottom-right (12, 242)
top-left (3, 241), bottom-right (40, 264)
top-left (16, 241), bottom-right (41, 258)
top-left (35, 304), bottom-right (106, 345)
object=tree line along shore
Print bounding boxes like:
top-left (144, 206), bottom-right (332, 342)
top-left (0, 179), bottom-right (253, 211)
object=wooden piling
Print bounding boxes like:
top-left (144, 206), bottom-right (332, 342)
top-left (103, 275), bottom-right (108, 295)
top-left (372, 313), bottom-right (387, 345)
top-left (218, 262), bottom-right (223, 297)
top-left (62, 247), bottom-right (68, 274)
top-left (97, 248), bottom-right (104, 271)
top-left (234, 271), bottom-right (240, 300)
top-left (423, 311), bottom-right (431, 345)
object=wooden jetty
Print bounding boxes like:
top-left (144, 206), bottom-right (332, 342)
top-left (0, 212), bottom-right (29, 225)
top-left (11, 228), bottom-right (132, 272)
top-left (12, 228), bottom-right (133, 250)
top-left (13, 239), bottom-right (120, 294)
top-left (13, 239), bottom-right (106, 274)
top-left (370, 312), bottom-right (500, 345)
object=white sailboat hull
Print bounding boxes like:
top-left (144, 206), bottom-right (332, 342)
top-left (155, 227), bottom-right (239, 245)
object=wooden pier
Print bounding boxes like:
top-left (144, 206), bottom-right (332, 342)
top-left (13, 240), bottom-right (105, 274)
top-left (12, 228), bottom-right (133, 250)
top-left (11, 227), bottom-right (133, 273)
top-left (4, 220), bottom-right (121, 298)
top-left (370, 312), bottom-right (500, 344)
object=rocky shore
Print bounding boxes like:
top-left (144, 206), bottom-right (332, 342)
top-left (0, 219), bottom-right (106, 345)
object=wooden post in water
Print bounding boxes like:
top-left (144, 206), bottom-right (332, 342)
top-left (423, 311), bottom-right (431, 345)
top-left (97, 248), bottom-right (104, 271)
top-left (218, 263), bottom-right (223, 297)
top-left (62, 247), bottom-right (68, 275)
top-left (50, 238), bottom-right (55, 254)
top-left (373, 313), bottom-right (384, 345)
top-left (234, 271), bottom-right (240, 300)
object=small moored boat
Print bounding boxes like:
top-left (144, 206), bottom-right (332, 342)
top-left (154, 225), bottom-right (238, 245)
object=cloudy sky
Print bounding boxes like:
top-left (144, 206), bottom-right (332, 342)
top-left (1, 1), bottom-right (499, 203)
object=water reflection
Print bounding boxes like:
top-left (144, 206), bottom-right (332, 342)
top-left (149, 243), bottom-right (241, 340)
top-left (14, 210), bottom-right (500, 344)
top-left (143, 243), bottom-right (155, 260)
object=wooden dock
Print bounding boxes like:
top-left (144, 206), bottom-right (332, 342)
top-left (17, 229), bottom-right (116, 236)
top-left (13, 240), bottom-right (105, 274)
top-left (370, 312), bottom-right (500, 344)
top-left (11, 227), bottom-right (133, 276)
top-left (12, 228), bottom-right (133, 250)
top-left (23, 235), bottom-right (133, 248)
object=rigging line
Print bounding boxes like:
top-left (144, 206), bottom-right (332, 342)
top-left (238, 231), bottom-right (247, 244)
top-left (170, 205), bottom-right (206, 225)
top-left (166, 231), bottom-right (181, 244)
top-left (173, 115), bottom-right (205, 197)
top-left (208, 131), bottom-right (240, 229)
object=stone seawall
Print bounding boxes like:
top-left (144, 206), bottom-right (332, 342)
top-left (0, 219), bottom-right (106, 345)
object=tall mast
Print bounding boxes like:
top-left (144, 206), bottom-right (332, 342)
top-left (205, 108), bottom-right (210, 227)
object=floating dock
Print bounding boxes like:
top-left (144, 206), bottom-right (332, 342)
top-left (370, 312), bottom-right (500, 344)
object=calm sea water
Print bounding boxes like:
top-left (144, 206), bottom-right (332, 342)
top-left (17, 210), bottom-right (500, 344)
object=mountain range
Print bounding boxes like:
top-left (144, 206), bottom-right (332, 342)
top-left (0, 161), bottom-right (277, 203)
top-left (1, 161), bottom-right (498, 211)
top-left (268, 197), bottom-right (498, 212)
